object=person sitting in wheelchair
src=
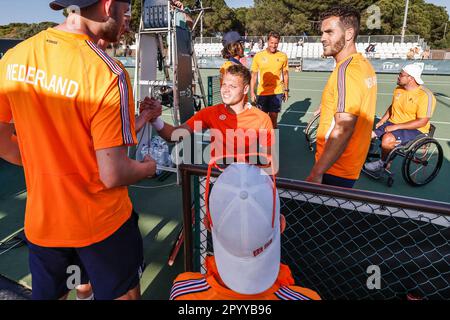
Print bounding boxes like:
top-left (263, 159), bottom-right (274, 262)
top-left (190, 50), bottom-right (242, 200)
top-left (364, 63), bottom-right (436, 176)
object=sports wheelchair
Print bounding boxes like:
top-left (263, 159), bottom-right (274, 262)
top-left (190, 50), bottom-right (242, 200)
top-left (303, 114), bottom-right (443, 187)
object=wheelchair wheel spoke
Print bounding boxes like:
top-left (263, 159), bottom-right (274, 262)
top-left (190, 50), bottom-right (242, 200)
top-left (410, 163), bottom-right (425, 178)
top-left (408, 141), bottom-right (440, 185)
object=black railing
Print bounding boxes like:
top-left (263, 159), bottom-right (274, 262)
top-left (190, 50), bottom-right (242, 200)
top-left (180, 164), bottom-right (450, 300)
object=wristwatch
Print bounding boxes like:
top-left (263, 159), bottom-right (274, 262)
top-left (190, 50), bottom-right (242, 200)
top-left (284, 89), bottom-right (289, 92)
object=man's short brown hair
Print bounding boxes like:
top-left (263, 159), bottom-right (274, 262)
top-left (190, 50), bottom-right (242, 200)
top-left (267, 31), bottom-right (281, 41)
top-left (225, 64), bottom-right (251, 86)
top-left (320, 6), bottom-right (361, 42)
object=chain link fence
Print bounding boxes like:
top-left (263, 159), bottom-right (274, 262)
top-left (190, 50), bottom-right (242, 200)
top-left (180, 165), bottom-right (450, 300)
top-left (208, 75), bottom-right (252, 107)
top-left (207, 75), bottom-right (221, 106)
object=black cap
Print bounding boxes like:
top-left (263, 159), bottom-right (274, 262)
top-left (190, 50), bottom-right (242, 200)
top-left (50, 0), bottom-right (98, 10)
top-left (222, 31), bottom-right (246, 47)
top-left (49, 0), bottom-right (130, 10)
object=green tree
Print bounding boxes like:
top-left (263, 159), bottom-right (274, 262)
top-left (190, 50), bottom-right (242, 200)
top-left (109, 0), bottom-right (450, 48)
top-left (131, 0), bottom-right (142, 33)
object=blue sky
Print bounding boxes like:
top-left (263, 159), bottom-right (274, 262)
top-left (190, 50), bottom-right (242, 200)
top-left (0, 0), bottom-right (448, 25)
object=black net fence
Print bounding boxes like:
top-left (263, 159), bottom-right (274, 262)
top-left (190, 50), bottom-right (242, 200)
top-left (207, 75), bottom-right (221, 106)
top-left (180, 164), bottom-right (450, 300)
top-left (207, 75), bottom-right (252, 107)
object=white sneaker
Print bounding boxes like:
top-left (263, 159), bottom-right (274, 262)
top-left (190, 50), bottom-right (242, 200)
top-left (76, 293), bottom-right (94, 300)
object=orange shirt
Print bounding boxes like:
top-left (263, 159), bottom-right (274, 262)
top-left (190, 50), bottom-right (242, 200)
top-left (170, 256), bottom-right (321, 300)
top-left (316, 53), bottom-right (377, 180)
top-left (185, 103), bottom-right (273, 160)
top-left (389, 86), bottom-right (436, 133)
top-left (251, 50), bottom-right (288, 95)
top-left (0, 28), bottom-right (137, 247)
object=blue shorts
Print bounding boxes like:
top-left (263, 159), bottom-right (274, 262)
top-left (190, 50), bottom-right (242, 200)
top-left (27, 211), bottom-right (145, 300)
top-left (256, 94), bottom-right (283, 113)
top-left (322, 174), bottom-right (356, 188)
top-left (374, 121), bottom-right (422, 145)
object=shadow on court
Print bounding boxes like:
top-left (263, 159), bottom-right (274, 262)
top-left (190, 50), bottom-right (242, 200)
top-left (277, 98), bottom-right (315, 179)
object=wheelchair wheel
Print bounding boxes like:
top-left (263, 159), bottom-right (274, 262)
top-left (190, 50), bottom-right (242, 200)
top-left (304, 113), bottom-right (320, 151)
top-left (402, 138), bottom-right (443, 186)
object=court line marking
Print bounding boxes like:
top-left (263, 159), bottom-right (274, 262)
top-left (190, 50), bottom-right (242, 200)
top-left (290, 75), bottom-right (450, 84)
top-left (289, 77), bottom-right (450, 86)
top-left (282, 110), bottom-right (450, 125)
top-left (278, 124), bottom-right (450, 141)
top-left (289, 88), bottom-right (450, 99)
top-left (164, 111), bottom-right (450, 126)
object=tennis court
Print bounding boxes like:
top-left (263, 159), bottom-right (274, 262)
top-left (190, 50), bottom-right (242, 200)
top-left (0, 67), bottom-right (448, 300)
top-left (198, 68), bottom-right (450, 203)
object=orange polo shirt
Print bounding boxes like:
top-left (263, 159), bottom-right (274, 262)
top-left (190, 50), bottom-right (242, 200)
top-left (185, 103), bottom-right (273, 160)
top-left (389, 86), bottom-right (436, 133)
top-left (316, 53), bottom-right (377, 180)
top-left (0, 28), bottom-right (137, 247)
top-left (251, 50), bottom-right (288, 95)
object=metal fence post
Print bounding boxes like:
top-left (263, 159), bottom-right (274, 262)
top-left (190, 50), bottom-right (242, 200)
top-left (181, 166), bottom-right (193, 272)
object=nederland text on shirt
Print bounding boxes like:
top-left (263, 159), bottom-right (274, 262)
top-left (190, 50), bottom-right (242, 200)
top-left (5, 64), bottom-right (80, 98)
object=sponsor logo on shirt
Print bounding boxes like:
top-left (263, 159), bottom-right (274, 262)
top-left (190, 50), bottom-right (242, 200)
top-left (364, 76), bottom-right (377, 89)
top-left (219, 114), bottom-right (227, 121)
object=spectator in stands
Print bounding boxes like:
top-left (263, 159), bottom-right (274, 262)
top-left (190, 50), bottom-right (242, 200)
top-left (169, 163), bottom-right (321, 300)
top-left (407, 48), bottom-right (415, 60)
top-left (365, 43), bottom-right (376, 58)
top-left (421, 48), bottom-right (430, 60)
top-left (306, 6), bottom-right (377, 188)
top-left (363, 63), bottom-right (436, 176)
top-left (250, 31), bottom-right (289, 129)
top-left (365, 43), bottom-right (376, 52)
top-left (258, 38), bottom-right (264, 50)
top-left (414, 46), bottom-right (421, 59)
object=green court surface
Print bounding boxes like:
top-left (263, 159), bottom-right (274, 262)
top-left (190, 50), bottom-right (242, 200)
top-left (0, 68), bottom-right (448, 299)
top-left (198, 69), bottom-right (450, 203)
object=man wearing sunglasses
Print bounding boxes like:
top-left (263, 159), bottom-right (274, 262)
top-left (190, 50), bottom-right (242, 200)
top-left (364, 63), bottom-right (436, 176)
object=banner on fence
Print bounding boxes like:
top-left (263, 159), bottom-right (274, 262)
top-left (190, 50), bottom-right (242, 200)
top-left (302, 58), bottom-right (450, 75)
top-left (110, 56), bottom-right (450, 75)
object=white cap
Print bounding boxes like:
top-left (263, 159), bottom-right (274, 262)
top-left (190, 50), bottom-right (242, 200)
top-left (402, 63), bottom-right (424, 85)
top-left (209, 163), bottom-right (280, 295)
